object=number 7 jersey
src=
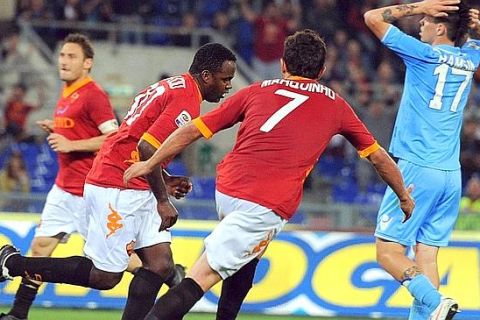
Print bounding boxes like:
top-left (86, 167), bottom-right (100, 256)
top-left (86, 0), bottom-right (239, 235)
top-left (382, 25), bottom-right (480, 170)
top-left (193, 76), bottom-right (378, 220)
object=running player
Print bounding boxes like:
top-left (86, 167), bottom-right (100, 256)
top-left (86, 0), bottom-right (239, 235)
top-left (0, 43), bottom-right (236, 320)
top-left (123, 29), bottom-right (415, 320)
top-left (0, 33), bottom-right (119, 320)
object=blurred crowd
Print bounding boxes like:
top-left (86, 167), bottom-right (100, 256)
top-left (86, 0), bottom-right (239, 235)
top-left (1, 0), bottom-right (480, 219)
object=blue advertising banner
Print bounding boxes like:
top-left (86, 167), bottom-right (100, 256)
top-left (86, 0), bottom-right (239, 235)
top-left (0, 214), bottom-right (478, 318)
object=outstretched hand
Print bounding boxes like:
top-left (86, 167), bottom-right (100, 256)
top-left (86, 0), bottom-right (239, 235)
top-left (400, 184), bottom-right (415, 223)
top-left (421, 0), bottom-right (460, 18)
top-left (37, 119), bottom-right (54, 133)
top-left (123, 161), bottom-right (152, 186)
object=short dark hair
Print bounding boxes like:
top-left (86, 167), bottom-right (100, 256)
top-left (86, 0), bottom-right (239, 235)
top-left (189, 43), bottom-right (236, 75)
top-left (283, 29), bottom-right (327, 79)
top-left (63, 33), bottom-right (94, 59)
top-left (433, 1), bottom-right (470, 47)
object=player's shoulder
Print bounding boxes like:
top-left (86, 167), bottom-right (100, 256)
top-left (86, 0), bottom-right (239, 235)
top-left (86, 80), bottom-right (109, 97)
top-left (161, 74), bottom-right (197, 97)
top-left (463, 39), bottom-right (480, 52)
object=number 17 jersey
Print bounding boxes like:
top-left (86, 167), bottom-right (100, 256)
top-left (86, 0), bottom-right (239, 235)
top-left (382, 25), bottom-right (480, 170)
top-left (193, 77), bottom-right (378, 219)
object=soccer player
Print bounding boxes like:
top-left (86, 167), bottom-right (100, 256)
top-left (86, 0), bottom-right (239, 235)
top-left (0, 33), bottom-right (119, 320)
top-left (0, 42), bottom-right (236, 320)
top-left (122, 29), bottom-right (415, 320)
top-left (364, 1), bottom-right (480, 319)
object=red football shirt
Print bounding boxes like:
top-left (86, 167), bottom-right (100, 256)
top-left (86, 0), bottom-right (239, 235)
top-left (194, 77), bottom-right (379, 220)
top-left (54, 77), bottom-right (116, 196)
top-left (86, 73), bottom-right (202, 189)
top-left (4, 100), bottom-right (35, 129)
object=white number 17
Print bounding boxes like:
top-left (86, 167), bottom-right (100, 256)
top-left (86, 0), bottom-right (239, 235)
top-left (260, 89), bottom-right (309, 132)
top-left (429, 64), bottom-right (472, 112)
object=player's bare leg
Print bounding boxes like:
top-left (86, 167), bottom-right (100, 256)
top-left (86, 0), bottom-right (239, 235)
top-left (1, 235), bottom-right (62, 320)
top-left (408, 243), bottom-right (440, 319)
top-left (376, 238), bottom-right (457, 318)
top-left (145, 252), bottom-right (221, 320)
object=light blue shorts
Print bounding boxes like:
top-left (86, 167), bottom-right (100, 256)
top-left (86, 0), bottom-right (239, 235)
top-left (375, 159), bottom-right (461, 247)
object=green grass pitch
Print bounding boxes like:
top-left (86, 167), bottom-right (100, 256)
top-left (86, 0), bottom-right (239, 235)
top-left (0, 307), bottom-right (394, 320)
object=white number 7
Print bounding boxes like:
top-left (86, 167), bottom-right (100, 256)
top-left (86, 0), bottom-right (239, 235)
top-left (260, 89), bottom-right (309, 132)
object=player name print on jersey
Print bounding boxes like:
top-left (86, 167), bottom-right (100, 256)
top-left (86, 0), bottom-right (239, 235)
top-left (435, 50), bottom-right (476, 72)
top-left (261, 79), bottom-right (335, 99)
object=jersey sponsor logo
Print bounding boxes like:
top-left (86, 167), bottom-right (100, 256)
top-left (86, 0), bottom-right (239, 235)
top-left (54, 117), bottom-right (75, 128)
top-left (106, 203), bottom-right (123, 238)
top-left (175, 110), bottom-right (192, 127)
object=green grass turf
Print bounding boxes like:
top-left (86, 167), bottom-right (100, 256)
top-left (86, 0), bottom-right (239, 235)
top-left (0, 307), bottom-right (394, 320)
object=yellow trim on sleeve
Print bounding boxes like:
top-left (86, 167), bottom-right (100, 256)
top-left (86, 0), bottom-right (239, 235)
top-left (193, 118), bottom-right (213, 139)
top-left (141, 132), bottom-right (161, 149)
top-left (358, 141), bottom-right (380, 158)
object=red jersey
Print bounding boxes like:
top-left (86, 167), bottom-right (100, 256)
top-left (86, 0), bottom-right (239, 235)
top-left (4, 100), bottom-right (35, 128)
top-left (87, 73), bottom-right (202, 189)
top-left (254, 17), bottom-right (289, 62)
top-left (54, 77), bottom-right (116, 196)
top-left (193, 77), bottom-right (379, 220)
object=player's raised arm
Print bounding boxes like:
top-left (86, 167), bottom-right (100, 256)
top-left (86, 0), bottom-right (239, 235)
top-left (364, 0), bottom-right (460, 39)
top-left (366, 147), bottom-right (415, 222)
top-left (124, 122), bottom-right (203, 184)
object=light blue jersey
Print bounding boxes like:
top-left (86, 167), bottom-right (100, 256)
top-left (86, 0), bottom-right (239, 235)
top-left (382, 25), bottom-right (480, 170)
top-left (376, 26), bottom-right (480, 248)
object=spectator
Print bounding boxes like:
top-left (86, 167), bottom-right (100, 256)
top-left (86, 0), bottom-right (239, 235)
top-left (1, 83), bottom-right (44, 143)
top-left (371, 60), bottom-right (402, 107)
top-left (172, 11), bottom-right (203, 47)
top-left (239, 0), bottom-right (300, 79)
top-left (356, 99), bottom-right (396, 193)
top-left (212, 11), bottom-right (233, 43)
top-left (460, 116), bottom-right (480, 184)
top-left (456, 174), bottom-right (480, 231)
top-left (0, 152), bottom-right (30, 193)
top-left (460, 174), bottom-right (480, 214)
top-left (304, 0), bottom-right (341, 42)
top-left (18, 0), bottom-right (56, 48)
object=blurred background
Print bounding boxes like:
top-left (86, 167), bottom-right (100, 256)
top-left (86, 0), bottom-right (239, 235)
top-left (0, 0), bottom-right (479, 319)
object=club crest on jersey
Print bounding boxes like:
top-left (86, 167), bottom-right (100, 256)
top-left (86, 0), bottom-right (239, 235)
top-left (175, 110), bottom-right (192, 127)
